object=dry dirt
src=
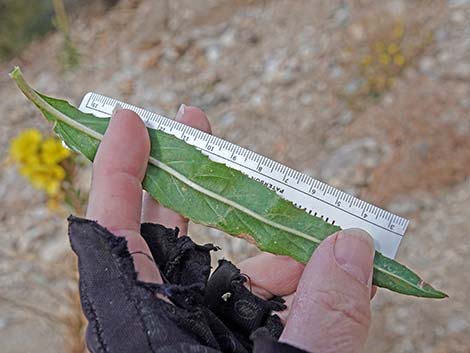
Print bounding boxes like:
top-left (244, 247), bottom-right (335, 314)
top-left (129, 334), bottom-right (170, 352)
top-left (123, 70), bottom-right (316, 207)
top-left (0, 0), bottom-right (469, 352)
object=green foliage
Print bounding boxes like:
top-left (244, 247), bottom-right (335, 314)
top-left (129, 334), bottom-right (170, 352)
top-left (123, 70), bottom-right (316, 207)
top-left (57, 35), bottom-right (80, 71)
top-left (10, 67), bottom-right (447, 299)
top-left (0, 0), bottom-right (54, 60)
top-left (52, 0), bottom-right (80, 71)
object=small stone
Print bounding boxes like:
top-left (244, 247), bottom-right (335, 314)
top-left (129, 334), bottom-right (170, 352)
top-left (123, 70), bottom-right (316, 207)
top-left (337, 111), bottom-right (353, 125)
top-left (220, 112), bottom-right (236, 127)
top-left (160, 91), bottom-right (176, 104)
top-left (401, 337), bottom-right (414, 353)
top-left (387, 196), bottom-right (421, 216)
top-left (334, 6), bottom-right (350, 25)
top-left (451, 10), bottom-right (466, 22)
top-left (263, 56), bottom-right (283, 82)
top-left (319, 138), bottom-right (386, 188)
top-left (0, 317), bottom-right (8, 330)
top-left (299, 45), bottom-right (315, 57)
top-left (386, 0), bottom-right (405, 15)
top-left (460, 96), bottom-right (470, 109)
top-left (220, 28), bottom-right (236, 47)
top-left (447, 317), bottom-right (469, 333)
top-left (419, 57), bottom-right (435, 73)
top-left (139, 48), bottom-right (161, 69)
top-left (437, 51), bottom-right (451, 63)
top-left (329, 64), bottom-right (343, 79)
top-left (453, 62), bottom-right (470, 78)
top-left (316, 81), bottom-right (327, 92)
top-left (349, 23), bottom-right (364, 40)
top-left (449, 0), bottom-right (470, 7)
top-left (161, 46), bottom-right (179, 62)
top-left (118, 79), bottom-right (135, 97)
top-left (250, 94), bottom-right (264, 107)
top-left (383, 93), bottom-right (395, 107)
top-left (206, 45), bottom-right (220, 63)
top-left (344, 79), bottom-right (361, 95)
top-left (300, 93), bottom-right (313, 105)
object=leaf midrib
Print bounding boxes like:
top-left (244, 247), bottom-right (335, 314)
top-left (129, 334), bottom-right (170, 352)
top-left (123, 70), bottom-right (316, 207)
top-left (12, 67), bottom-right (442, 298)
top-left (14, 72), bottom-right (322, 248)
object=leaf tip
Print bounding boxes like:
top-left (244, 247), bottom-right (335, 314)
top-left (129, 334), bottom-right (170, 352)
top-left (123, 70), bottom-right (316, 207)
top-left (434, 290), bottom-right (449, 299)
top-left (420, 280), bottom-right (448, 299)
top-left (9, 66), bottom-right (22, 80)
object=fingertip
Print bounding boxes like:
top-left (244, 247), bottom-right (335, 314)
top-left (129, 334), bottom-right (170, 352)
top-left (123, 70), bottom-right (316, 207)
top-left (87, 108), bottom-right (150, 226)
top-left (338, 228), bottom-right (375, 250)
top-left (176, 105), bottom-right (212, 133)
top-left (305, 231), bottom-right (337, 266)
top-left (112, 108), bottom-right (143, 125)
top-left (112, 109), bottom-right (150, 154)
top-left (100, 108), bottom-right (150, 178)
top-left (334, 229), bottom-right (374, 286)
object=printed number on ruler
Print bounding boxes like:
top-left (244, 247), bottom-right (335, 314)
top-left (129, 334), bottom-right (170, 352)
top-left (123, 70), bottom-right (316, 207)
top-left (79, 92), bottom-right (409, 259)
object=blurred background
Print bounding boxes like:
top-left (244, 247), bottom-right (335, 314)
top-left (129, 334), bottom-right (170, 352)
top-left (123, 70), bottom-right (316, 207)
top-left (0, 0), bottom-right (469, 352)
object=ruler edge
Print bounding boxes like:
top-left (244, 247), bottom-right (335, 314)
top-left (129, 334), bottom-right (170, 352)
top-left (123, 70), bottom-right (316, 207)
top-left (79, 92), bottom-right (410, 239)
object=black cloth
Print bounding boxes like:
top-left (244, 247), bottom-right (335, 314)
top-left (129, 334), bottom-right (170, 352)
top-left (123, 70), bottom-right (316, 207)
top-left (68, 215), bottom-right (310, 353)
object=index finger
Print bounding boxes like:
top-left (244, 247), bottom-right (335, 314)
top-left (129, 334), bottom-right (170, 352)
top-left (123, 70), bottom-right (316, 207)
top-left (86, 108), bottom-right (161, 283)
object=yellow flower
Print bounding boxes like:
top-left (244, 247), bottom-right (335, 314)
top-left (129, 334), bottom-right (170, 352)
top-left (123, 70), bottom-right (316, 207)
top-left (18, 155), bottom-right (40, 177)
top-left (361, 55), bottom-right (373, 67)
top-left (387, 43), bottom-right (400, 55)
top-left (392, 23), bottom-right (405, 39)
top-left (45, 179), bottom-right (61, 196)
top-left (374, 41), bottom-right (385, 53)
top-left (40, 137), bottom-right (71, 165)
top-left (393, 53), bottom-right (406, 66)
top-left (10, 129), bottom-right (76, 210)
top-left (379, 53), bottom-right (391, 65)
top-left (26, 164), bottom-right (66, 196)
top-left (47, 197), bottom-right (62, 211)
top-left (9, 129), bottom-right (42, 164)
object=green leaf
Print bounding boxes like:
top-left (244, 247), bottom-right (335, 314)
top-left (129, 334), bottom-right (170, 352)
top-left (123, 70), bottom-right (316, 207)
top-left (10, 66), bottom-right (447, 299)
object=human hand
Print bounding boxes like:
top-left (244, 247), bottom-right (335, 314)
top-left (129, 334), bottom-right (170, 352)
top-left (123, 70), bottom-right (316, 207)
top-left (237, 227), bottom-right (376, 353)
top-left (77, 104), bottom-right (376, 353)
top-left (85, 104), bottom-right (211, 285)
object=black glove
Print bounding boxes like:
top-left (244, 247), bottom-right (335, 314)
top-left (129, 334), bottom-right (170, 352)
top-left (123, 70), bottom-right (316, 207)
top-left (68, 215), bottom-right (310, 353)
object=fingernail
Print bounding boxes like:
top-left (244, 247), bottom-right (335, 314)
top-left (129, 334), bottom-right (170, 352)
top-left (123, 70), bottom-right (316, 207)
top-left (111, 103), bottom-right (122, 118)
top-left (334, 229), bottom-right (374, 285)
top-left (175, 104), bottom-right (186, 121)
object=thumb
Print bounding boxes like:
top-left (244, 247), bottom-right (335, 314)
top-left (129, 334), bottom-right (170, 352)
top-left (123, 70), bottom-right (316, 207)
top-left (280, 229), bottom-right (374, 353)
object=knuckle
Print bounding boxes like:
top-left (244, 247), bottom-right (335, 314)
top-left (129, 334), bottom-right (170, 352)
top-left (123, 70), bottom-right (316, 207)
top-left (311, 288), bottom-right (370, 328)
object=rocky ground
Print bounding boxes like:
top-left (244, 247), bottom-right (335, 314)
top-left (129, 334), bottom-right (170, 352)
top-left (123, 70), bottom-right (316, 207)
top-left (0, 0), bottom-right (469, 352)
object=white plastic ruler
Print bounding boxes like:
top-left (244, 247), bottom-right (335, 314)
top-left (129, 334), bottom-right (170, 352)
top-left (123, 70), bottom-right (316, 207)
top-left (79, 92), bottom-right (409, 258)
